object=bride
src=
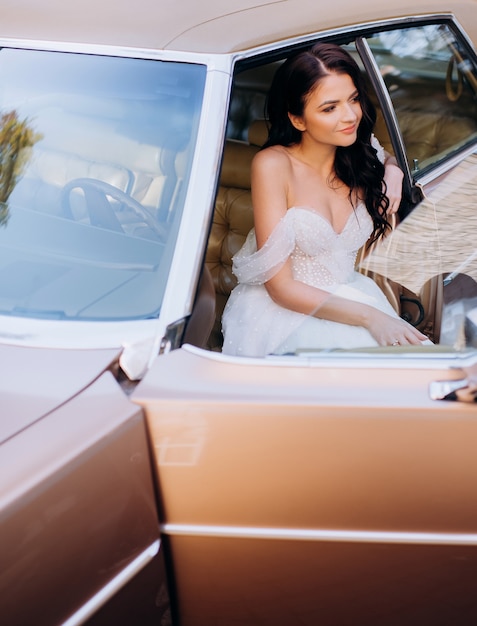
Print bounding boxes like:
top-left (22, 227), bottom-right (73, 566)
top-left (222, 42), bottom-right (427, 357)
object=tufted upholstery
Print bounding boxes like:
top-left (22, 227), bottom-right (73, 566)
top-left (183, 265), bottom-right (217, 348)
top-left (397, 111), bottom-right (476, 167)
top-left (205, 125), bottom-right (265, 349)
top-left (373, 105), bottom-right (477, 168)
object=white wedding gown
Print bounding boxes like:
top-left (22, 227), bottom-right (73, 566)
top-left (221, 201), bottom-right (400, 357)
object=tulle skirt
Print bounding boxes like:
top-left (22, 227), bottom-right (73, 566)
top-left (221, 271), bottom-right (399, 357)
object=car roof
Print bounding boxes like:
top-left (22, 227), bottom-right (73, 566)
top-left (2, 0), bottom-right (477, 54)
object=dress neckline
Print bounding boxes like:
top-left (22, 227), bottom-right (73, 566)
top-left (287, 203), bottom-right (367, 236)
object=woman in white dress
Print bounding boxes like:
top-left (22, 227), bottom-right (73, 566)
top-left (222, 43), bottom-right (427, 357)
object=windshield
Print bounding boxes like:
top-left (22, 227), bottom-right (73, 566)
top-left (0, 49), bottom-right (205, 321)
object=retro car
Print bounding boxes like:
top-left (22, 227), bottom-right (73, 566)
top-left (1, 0), bottom-right (477, 624)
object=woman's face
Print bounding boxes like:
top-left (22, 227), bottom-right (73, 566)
top-left (289, 71), bottom-right (363, 148)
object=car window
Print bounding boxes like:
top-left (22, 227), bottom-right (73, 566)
top-left (366, 24), bottom-right (477, 176)
top-left (0, 49), bottom-right (205, 321)
top-left (205, 19), bottom-right (477, 357)
top-left (360, 24), bottom-right (477, 351)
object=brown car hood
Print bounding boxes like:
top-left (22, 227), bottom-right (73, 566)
top-left (0, 344), bottom-right (121, 444)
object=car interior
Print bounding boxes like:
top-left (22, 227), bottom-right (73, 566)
top-left (197, 27), bottom-right (477, 353)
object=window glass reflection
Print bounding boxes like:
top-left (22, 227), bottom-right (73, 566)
top-left (368, 24), bottom-right (477, 174)
top-left (0, 49), bottom-right (205, 321)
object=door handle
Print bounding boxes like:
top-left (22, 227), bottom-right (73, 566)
top-left (430, 377), bottom-right (477, 402)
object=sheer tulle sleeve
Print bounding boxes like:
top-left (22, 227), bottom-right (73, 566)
top-left (371, 133), bottom-right (385, 164)
top-left (232, 213), bottom-right (296, 285)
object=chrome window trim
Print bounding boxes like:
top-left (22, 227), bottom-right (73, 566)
top-left (0, 35), bottom-right (224, 66)
top-left (183, 344), bottom-right (477, 372)
top-left (156, 65), bottom-right (233, 337)
top-left (355, 35), bottom-right (414, 191)
top-left (230, 13), bottom-right (459, 64)
top-left (161, 524), bottom-right (477, 547)
top-left (61, 539), bottom-right (160, 626)
top-left (415, 145), bottom-right (477, 187)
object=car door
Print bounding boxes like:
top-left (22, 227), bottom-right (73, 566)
top-left (132, 16), bottom-right (477, 626)
top-left (357, 22), bottom-right (477, 350)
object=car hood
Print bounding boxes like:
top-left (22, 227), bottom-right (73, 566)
top-left (0, 344), bottom-right (122, 444)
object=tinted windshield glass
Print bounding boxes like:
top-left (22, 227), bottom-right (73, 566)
top-left (0, 49), bottom-right (205, 320)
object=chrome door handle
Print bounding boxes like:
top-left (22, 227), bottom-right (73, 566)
top-left (430, 378), bottom-right (477, 402)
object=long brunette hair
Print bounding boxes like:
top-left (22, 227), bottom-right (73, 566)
top-left (263, 42), bottom-right (391, 242)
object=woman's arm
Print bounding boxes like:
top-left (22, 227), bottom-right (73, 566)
top-left (383, 152), bottom-right (404, 215)
top-left (251, 148), bottom-right (290, 248)
top-left (265, 264), bottom-right (426, 346)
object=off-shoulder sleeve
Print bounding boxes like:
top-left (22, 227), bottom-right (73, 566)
top-left (371, 133), bottom-right (385, 164)
top-left (232, 213), bottom-right (296, 285)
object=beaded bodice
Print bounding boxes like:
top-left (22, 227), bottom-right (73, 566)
top-left (289, 204), bottom-right (372, 286)
top-left (232, 203), bottom-right (373, 289)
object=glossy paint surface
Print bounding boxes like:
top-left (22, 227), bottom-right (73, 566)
top-left (1, 369), bottom-right (161, 626)
top-left (0, 344), bottom-right (120, 442)
top-left (133, 346), bottom-right (477, 624)
top-left (0, 0), bottom-right (475, 53)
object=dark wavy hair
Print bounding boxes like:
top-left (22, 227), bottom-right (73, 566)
top-left (263, 42), bottom-right (391, 242)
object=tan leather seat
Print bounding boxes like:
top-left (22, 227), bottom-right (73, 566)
top-left (205, 123), bottom-right (266, 349)
top-left (373, 102), bottom-right (477, 167)
top-left (183, 265), bottom-right (217, 348)
top-left (398, 110), bottom-right (476, 167)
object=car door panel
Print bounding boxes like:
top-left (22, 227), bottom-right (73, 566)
top-left (1, 371), bottom-right (163, 626)
top-left (166, 535), bottom-right (477, 625)
top-left (133, 345), bottom-right (477, 624)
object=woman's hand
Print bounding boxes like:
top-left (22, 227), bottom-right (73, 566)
top-left (309, 294), bottom-right (429, 347)
top-left (364, 307), bottom-right (428, 346)
top-left (383, 156), bottom-right (404, 216)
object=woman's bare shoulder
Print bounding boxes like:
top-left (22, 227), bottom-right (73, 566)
top-left (252, 145), bottom-right (291, 169)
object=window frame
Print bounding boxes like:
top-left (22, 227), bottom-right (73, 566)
top-left (208, 14), bottom-right (477, 359)
top-left (231, 14), bottom-right (477, 211)
top-left (355, 18), bottom-right (477, 205)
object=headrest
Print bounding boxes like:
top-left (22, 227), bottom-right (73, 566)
top-left (220, 139), bottom-right (259, 190)
top-left (248, 119), bottom-right (269, 147)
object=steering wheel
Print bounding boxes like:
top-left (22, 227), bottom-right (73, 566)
top-left (445, 55), bottom-right (463, 102)
top-left (61, 178), bottom-right (167, 241)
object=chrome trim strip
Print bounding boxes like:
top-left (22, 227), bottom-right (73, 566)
top-left (356, 36), bottom-right (413, 184)
top-left (182, 343), bottom-right (477, 371)
top-left (231, 13), bottom-right (456, 62)
top-left (417, 145), bottom-right (477, 187)
top-left (0, 36), bottom-right (222, 66)
top-left (155, 65), bottom-right (232, 343)
top-left (61, 539), bottom-right (160, 626)
top-left (161, 524), bottom-right (477, 546)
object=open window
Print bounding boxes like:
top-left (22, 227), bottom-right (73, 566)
top-left (203, 18), bottom-right (477, 355)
